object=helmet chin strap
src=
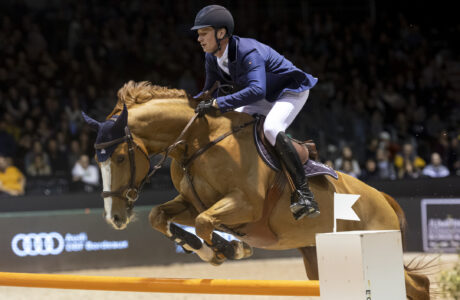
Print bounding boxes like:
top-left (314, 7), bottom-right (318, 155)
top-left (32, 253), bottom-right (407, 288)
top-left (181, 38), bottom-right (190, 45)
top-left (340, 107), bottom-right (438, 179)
top-left (212, 28), bottom-right (227, 55)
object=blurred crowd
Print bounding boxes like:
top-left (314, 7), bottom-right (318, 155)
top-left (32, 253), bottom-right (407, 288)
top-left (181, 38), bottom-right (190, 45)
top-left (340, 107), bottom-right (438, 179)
top-left (0, 0), bottom-right (459, 197)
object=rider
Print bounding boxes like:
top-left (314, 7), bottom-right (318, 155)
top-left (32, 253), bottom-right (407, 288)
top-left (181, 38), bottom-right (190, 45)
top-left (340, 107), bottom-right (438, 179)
top-left (191, 5), bottom-right (319, 220)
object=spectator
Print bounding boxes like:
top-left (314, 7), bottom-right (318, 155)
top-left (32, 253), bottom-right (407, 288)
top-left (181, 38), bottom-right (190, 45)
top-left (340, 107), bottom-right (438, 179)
top-left (0, 117), bottom-right (17, 158)
top-left (394, 143), bottom-right (425, 179)
top-left (24, 140), bottom-right (50, 171)
top-left (447, 135), bottom-right (460, 176)
top-left (0, 154), bottom-right (25, 196)
top-left (68, 139), bottom-right (82, 168)
top-left (360, 159), bottom-right (380, 181)
top-left (47, 138), bottom-right (69, 177)
top-left (324, 159), bottom-right (334, 169)
top-left (71, 154), bottom-right (99, 192)
top-left (26, 153), bottom-right (52, 176)
top-left (378, 131), bottom-right (399, 160)
top-left (422, 152), bottom-right (450, 178)
top-left (340, 160), bottom-right (359, 178)
top-left (365, 138), bottom-right (379, 161)
top-left (399, 159), bottom-right (421, 179)
top-left (375, 148), bottom-right (397, 180)
top-left (335, 146), bottom-right (361, 178)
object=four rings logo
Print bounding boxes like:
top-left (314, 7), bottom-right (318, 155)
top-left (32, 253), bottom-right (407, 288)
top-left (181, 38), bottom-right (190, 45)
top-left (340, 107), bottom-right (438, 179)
top-left (11, 232), bottom-right (65, 257)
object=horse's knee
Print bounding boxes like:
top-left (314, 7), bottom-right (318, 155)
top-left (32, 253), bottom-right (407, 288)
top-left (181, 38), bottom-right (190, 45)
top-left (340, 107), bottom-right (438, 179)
top-left (195, 213), bottom-right (214, 244)
top-left (149, 206), bottom-right (169, 235)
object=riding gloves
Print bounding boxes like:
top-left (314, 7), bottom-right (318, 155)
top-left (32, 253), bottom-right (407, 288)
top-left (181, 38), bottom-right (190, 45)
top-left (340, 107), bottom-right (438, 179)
top-left (196, 98), bottom-right (218, 117)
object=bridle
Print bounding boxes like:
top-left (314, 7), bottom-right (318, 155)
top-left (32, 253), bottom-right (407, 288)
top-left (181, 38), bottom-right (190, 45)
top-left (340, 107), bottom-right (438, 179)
top-left (94, 126), bottom-right (148, 207)
top-left (94, 114), bottom-right (199, 208)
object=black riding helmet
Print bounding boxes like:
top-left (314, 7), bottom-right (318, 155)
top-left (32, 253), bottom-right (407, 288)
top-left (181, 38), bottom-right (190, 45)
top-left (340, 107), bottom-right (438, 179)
top-left (191, 5), bottom-right (234, 53)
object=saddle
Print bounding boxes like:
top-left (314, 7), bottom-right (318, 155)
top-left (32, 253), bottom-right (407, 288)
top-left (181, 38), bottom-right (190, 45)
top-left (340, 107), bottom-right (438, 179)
top-left (253, 116), bottom-right (338, 179)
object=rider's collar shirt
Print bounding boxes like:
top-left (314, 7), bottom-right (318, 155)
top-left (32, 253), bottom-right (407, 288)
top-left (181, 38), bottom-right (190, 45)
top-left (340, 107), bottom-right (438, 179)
top-left (216, 44), bottom-right (230, 75)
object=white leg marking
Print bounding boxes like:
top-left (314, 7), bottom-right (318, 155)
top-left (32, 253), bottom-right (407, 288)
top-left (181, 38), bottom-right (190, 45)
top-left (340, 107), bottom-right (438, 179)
top-left (100, 160), bottom-right (113, 222)
top-left (167, 222), bottom-right (215, 262)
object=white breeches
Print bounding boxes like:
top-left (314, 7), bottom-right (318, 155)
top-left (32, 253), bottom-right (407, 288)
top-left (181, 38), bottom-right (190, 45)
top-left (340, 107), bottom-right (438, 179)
top-left (234, 89), bottom-right (309, 146)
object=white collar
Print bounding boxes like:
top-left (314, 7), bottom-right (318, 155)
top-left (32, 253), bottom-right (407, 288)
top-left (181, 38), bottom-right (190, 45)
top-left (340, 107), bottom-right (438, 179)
top-left (216, 44), bottom-right (230, 75)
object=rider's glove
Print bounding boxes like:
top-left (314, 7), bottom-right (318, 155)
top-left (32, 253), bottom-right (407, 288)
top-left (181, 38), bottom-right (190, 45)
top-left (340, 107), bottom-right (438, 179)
top-left (195, 98), bottom-right (218, 117)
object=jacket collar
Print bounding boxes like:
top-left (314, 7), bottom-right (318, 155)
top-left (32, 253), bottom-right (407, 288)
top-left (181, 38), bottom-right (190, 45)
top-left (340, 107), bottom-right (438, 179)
top-left (228, 35), bottom-right (238, 63)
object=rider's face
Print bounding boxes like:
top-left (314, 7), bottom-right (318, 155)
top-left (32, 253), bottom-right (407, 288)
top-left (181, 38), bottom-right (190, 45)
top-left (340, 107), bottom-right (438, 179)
top-left (197, 27), bottom-right (218, 53)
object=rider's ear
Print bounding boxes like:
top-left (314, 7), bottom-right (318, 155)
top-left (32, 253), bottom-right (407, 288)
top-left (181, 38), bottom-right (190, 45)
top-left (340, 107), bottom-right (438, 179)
top-left (218, 28), bottom-right (226, 39)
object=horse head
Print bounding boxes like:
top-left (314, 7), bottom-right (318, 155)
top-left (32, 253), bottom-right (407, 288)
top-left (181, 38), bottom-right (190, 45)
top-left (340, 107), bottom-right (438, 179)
top-left (82, 105), bottom-right (150, 230)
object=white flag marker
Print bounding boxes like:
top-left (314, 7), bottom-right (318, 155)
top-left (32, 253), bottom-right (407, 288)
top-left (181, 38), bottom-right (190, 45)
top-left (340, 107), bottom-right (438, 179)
top-left (333, 193), bottom-right (361, 232)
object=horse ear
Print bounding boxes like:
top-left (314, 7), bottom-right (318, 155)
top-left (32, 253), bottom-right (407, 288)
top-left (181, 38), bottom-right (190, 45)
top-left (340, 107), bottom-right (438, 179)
top-left (81, 111), bottom-right (101, 132)
top-left (112, 103), bottom-right (128, 132)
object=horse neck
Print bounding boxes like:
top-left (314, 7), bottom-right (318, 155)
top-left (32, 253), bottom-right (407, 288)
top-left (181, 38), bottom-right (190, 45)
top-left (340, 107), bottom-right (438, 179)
top-left (127, 100), bottom-right (198, 160)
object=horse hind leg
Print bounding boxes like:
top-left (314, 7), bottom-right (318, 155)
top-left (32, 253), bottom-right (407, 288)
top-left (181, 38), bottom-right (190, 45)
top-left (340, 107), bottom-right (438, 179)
top-left (298, 246), bottom-right (319, 280)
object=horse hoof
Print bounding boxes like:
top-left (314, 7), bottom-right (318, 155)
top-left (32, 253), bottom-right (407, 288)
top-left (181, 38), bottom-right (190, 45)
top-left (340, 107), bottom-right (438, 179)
top-left (209, 253), bottom-right (226, 266)
top-left (231, 240), bottom-right (253, 259)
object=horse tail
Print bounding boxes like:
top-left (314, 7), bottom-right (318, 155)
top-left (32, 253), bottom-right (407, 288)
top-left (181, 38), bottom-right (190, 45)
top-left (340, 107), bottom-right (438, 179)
top-left (380, 191), bottom-right (407, 249)
top-left (381, 191), bottom-right (432, 300)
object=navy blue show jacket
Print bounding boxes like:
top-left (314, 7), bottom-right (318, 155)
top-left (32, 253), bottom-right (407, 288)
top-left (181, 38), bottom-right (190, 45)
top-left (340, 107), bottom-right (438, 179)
top-left (195, 35), bottom-right (318, 112)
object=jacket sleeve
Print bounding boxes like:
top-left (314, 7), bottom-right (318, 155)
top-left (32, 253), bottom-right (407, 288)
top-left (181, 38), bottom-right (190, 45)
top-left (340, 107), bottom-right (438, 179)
top-left (194, 54), bottom-right (220, 99)
top-left (216, 50), bottom-right (266, 112)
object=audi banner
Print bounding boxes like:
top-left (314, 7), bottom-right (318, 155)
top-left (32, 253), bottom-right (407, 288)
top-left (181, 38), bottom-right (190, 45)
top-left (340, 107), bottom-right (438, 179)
top-left (0, 206), bottom-right (202, 273)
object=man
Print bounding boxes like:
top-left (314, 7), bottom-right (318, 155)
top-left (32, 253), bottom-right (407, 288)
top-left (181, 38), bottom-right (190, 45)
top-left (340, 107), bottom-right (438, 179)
top-left (422, 152), bottom-right (450, 178)
top-left (191, 5), bottom-right (319, 219)
top-left (0, 154), bottom-right (25, 196)
top-left (72, 154), bottom-right (100, 192)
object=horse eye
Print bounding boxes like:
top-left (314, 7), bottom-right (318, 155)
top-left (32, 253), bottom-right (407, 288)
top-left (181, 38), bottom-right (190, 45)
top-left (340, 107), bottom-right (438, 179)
top-left (116, 155), bottom-right (125, 163)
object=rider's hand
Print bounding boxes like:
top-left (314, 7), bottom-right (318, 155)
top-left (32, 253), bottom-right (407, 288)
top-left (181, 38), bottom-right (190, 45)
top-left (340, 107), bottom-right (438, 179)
top-left (195, 98), bottom-right (218, 117)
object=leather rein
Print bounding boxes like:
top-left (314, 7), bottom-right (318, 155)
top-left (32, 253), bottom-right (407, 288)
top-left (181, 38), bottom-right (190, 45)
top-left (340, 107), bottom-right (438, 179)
top-left (94, 112), bottom-right (255, 214)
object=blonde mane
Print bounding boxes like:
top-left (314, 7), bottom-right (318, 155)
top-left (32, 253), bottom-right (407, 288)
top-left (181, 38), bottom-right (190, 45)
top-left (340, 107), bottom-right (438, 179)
top-left (108, 81), bottom-right (189, 118)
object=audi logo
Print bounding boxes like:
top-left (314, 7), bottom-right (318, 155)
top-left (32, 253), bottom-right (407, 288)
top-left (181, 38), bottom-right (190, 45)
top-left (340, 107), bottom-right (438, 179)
top-left (11, 232), bottom-right (65, 257)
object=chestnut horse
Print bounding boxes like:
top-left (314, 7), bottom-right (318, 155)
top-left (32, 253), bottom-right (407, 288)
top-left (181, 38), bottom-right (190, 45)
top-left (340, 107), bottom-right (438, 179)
top-left (83, 81), bottom-right (430, 299)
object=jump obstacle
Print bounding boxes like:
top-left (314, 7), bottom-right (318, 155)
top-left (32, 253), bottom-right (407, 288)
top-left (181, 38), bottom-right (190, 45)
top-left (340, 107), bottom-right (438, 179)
top-left (0, 272), bottom-right (320, 296)
top-left (0, 231), bottom-right (405, 299)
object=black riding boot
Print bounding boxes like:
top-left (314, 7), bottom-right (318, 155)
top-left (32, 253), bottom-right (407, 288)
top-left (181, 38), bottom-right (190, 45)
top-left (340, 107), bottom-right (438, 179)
top-left (275, 132), bottom-right (320, 220)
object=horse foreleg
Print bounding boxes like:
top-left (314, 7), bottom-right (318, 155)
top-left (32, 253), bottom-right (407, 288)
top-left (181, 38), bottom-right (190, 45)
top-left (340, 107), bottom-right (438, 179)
top-left (195, 188), bottom-right (256, 260)
top-left (149, 194), bottom-right (196, 235)
top-left (298, 246), bottom-right (319, 280)
top-left (149, 195), bottom-right (228, 265)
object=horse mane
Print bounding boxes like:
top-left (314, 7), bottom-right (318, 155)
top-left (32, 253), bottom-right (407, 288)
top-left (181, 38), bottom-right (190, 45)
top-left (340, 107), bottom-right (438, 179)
top-left (107, 81), bottom-right (189, 118)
